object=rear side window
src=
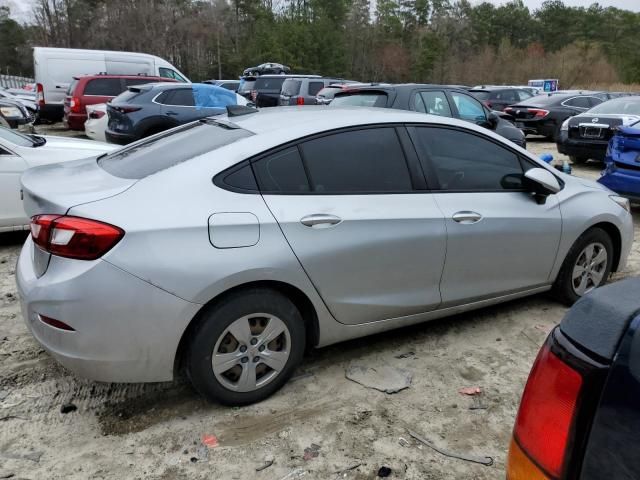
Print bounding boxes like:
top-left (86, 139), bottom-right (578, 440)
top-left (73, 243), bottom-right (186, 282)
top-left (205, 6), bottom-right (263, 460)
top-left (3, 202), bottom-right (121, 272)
top-left (253, 147), bottom-right (310, 193)
top-left (450, 92), bottom-right (486, 123)
top-left (410, 127), bottom-right (524, 191)
top-left (159, 88), bottom-right (195, 106)
top-left (84, 78), bottom-right (123, 96)
top-left (308, 81), bottom-right (325, 96)
top-left (417, 91), bottom-right (452, 117)
top-left (300, 128), bottom-right (412, 193)
top-left (281, 79), bottom-right (301, 96)
top-left (67, 79), bottom-right (79, 96)
top-left (517, 90), bottom-right (533, 101)
top-left (99, 121), bottom-right (252, 179)
top-left (331, 93), bottom-right (388, 107)
top-left (495, 90), bottom-right (518, 102)
top-left (564, 97), bottom-right (591, 109)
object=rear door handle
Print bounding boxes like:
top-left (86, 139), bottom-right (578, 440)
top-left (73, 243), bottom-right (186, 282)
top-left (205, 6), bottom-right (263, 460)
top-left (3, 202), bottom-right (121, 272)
top-left (452, 211), bottom-right (483, 224)
top-left (300, 214), bottom-right (342, 228)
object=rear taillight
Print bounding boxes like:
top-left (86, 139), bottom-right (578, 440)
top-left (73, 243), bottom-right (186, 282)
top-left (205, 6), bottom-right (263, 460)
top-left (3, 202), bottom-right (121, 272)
top-left (36, 83), bottom-right (45, 107)
top-left (89, 110), bottom-right (105, 119)
top-left (296, 96), bottom-right (305, 106)
top-left (30, 215), bottom-right (124, 260)
top-left (529, 108), bottom-right (550, 118)
top-left (113, 106), bottom-right (141, 114)
top-left (70, 96), bottom-right (82, 113)
top-left (484, 101), bottom-right (492, 109)
top-left (508, 343), bottom-right (583, 479)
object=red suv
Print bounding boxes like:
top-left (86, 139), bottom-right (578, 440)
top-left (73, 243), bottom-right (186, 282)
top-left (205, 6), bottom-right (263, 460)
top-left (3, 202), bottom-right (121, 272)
top-left (63, 74), bottom-right (176, 130)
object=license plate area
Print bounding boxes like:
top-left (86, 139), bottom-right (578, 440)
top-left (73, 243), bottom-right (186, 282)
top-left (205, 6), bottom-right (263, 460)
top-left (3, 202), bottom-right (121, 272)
top-left (581, 126), bottom-right (602, 139)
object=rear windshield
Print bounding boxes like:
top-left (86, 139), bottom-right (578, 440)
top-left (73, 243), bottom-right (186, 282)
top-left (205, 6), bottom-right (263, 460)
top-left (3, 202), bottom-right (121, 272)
top-left (98, 120), bottom-right (253, 179)
top-left (254, 77), bottom-right (286, 92)
top-left (67, 79), bottom-right (79, 96)
top-left (470, 91), bottom-right (490, 101)
top-left (112, 88), bottom-right (147, 104)
top-left (521, 94), bottom-right (569, 106)
top-left (281, 79), bottom-right (301, 96)
top-left (330, 92), bottom-right (388, 108)
top-left (237, 80), bottom-right (255, 93)
top-left (589, 97), bottom-right (640, 115)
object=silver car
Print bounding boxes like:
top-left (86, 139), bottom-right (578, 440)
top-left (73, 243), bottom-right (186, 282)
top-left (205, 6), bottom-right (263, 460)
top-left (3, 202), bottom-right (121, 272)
top-left (16, 107), bottom-right (633, 405)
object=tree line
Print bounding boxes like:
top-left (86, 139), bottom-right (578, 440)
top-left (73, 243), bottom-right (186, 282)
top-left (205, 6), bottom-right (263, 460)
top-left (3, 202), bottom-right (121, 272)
top-left (1, 0), bottom-right (639, 88)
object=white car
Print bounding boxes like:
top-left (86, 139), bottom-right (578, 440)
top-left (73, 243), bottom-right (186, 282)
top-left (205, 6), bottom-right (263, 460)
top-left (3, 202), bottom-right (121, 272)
top-left (85, 103), bottom-right (107, 142)
top-left (0, 127), bottom-right (115, 232)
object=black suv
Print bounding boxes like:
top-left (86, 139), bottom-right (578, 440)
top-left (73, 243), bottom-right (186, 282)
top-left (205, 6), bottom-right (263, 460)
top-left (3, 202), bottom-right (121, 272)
top-left (505, 91), bottom-right (608, 140)
top-left (106, 82), bottom-right (236, 144)
top-left (252, 74), bottom-right (321, 107)
top-left (331, 84), bottom-right (526, 148)
top-left (469, 86), bottom-right (534, 112)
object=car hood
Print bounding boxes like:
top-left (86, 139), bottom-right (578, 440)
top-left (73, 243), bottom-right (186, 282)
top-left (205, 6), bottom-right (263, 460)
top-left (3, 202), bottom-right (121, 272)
top-left (36, 135), bottom-right (115, 152)
top-left (15, 135), bottom-right (116, 168)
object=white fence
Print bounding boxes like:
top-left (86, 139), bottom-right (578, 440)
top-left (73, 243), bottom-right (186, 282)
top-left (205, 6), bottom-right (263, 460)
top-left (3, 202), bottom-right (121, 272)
top-left (0, 74), bottom-right (34, 89)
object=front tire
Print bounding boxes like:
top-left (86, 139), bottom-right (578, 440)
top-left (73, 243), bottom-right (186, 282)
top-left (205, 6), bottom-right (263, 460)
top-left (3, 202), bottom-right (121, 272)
top-left (552, 228), bottom-right (614, 305)
top-left (186, 289), bottom-right (305, 405)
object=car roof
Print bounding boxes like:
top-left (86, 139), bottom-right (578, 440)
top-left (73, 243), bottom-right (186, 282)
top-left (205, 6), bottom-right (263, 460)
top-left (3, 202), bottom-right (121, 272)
top-left (73, 74), bottom-right (171, 81)
top-left (339, 83), bottom-right (468, 93)
top-left (257, 74), bottom-right (322, 79)
top-left (470, 86), bottom-right (522, 91)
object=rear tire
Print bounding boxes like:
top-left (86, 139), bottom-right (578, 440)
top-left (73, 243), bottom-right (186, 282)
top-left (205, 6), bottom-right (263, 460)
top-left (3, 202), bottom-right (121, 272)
top-left (569, 155), bottom-right (588, 164)
top-left (552, 228), bottom-right (614, 305)
top-left (186, 289), bottom-right (306, 405)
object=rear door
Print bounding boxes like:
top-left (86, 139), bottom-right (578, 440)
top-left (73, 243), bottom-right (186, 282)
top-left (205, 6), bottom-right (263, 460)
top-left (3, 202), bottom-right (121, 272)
top-left (413, 90), bottom-right (453, 118)
top-left (409, 125), bottom-right (561, 304)
top-left (158, 88), bottom-right (203, 122)
top-left (257, 126), bottom-right (447, 325)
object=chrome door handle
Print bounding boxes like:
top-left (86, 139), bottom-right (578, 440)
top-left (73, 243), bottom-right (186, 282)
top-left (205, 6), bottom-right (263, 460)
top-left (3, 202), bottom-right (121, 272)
top-left (452, 211), bottom-right (483, 224)
top-left (300, 214), bottom-right (342, 228)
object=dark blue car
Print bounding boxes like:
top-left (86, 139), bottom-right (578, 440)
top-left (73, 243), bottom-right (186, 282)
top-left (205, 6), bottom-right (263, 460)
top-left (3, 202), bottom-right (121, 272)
top-left (598, 123), bottom-right (640, 202)
top-left (106, 83), bottom-right (242, 145)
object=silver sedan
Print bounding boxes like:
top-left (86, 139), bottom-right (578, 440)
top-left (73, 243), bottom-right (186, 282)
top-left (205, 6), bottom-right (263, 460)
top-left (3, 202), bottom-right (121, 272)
top-left (16, 107), bottom-right (633, 405)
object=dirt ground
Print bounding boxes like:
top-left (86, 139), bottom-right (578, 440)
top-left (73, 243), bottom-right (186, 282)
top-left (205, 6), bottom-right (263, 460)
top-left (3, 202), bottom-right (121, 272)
top-left (0, 135), bottom-right (638, 480)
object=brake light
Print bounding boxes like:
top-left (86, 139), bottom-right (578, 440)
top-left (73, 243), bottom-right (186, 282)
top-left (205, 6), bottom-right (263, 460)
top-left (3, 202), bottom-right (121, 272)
top-left (504, 107), bottom-right (513, 113)
top-left (36, 83), bottom-right (45, 107)
top-left (529, 108), bottom-right (550, 118)
top-left (89, 110), bottom-right (105, 119)
top-left (484, 101), bottom-right (492, 109)
top-left (114, 106), bottom-right (141, 114)
top-left (30, 215), bottom-right (124, 260)
top-left (296, 96), bottom-right (305, 106)
top-left (70, 96), bottom-right (82, 113)
top-left (508, 344), bottom-right (583, 479)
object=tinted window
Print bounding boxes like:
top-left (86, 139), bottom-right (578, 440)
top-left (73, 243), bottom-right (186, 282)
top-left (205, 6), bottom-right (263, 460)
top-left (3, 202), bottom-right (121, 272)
top-left (84, 78), bottom-right (123, 96)
top-left (420, 91), bottom-right (452, 117)
top-left (253, 147), bottom-right (310, 193)
top-left (159, 67), bottom-right (187, 82)
top-left (300, 128), bottom-right (412, 193)
top-left (99, 121), bottom-right (252, 179)
top-left (330, 93), bottom-right (388, 107)
top-left (161, 88), bottom-right (195, 106)
top-left (517, 90), bottom-right (533, 101)
top-left (470, 91), bottom-right (491, 101)
top-left (67, 78), bottom-right (79, 96)
top-left (281, 79), bottom-right (301, 96)
top-left (125, 78), bottom-right (158, 87)
top-left (494, 89), bottom-right (518, 102)
top-left (590, 98), bottom-right (640, 115)
top-left (588, 96), bottom-right (604, 107)
top-left (222, 163), bottom-right (258, 191)
top-left (220, 82), bottom-right (238, 91)
top-left (308, 81), bottom-right (325, 96)
top-left (411, 127), bottom-right (523, 191)
top-left (254, 77), bottom-right (286, 92)
top-left (564, 96), bottom-right (591, 109)
top-left (238, 79), bottom-right (256, 93)
top-left (450, 92), bottom-right (486, 123)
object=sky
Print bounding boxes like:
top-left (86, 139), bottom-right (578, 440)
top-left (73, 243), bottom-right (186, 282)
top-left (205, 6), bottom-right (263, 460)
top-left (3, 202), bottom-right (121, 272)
top-left (472, 0), bottom-right (640, 11)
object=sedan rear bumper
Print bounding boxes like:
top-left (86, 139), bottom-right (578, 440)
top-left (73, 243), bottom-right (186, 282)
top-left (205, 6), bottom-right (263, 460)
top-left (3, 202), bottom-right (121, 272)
top-left (557, 132), bottom-right (608, 161)
top-left (16, 237), bottom-right (200, 383)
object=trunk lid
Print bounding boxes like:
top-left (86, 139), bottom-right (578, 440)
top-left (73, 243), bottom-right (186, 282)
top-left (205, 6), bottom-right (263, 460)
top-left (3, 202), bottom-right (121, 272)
top-left (21, 156), bottom-right (136, 277)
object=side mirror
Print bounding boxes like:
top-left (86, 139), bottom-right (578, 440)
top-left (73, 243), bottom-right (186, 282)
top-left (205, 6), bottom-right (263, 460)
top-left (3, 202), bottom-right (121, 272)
top-left (524, 168), bottom-right (561, 204)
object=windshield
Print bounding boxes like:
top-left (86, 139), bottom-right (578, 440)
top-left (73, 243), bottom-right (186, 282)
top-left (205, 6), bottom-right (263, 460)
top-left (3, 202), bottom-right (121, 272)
top-left (0, 126), bottom-right (36, 147)
top-left (254, 77), bottom-right (286, 92)
top-left (470, 91), bottom-right (491, 101)
top-left (330, 92), bottom-right (388, 108)
top-left (99, 120), bottom-right (253, 179)
top-left (281, 79), bottom-right (301, 96)
top-left (589, 98), bottom-right (640, 115)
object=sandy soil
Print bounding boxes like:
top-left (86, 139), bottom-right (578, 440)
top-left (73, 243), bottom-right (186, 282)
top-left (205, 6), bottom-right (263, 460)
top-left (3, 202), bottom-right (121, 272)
top-left (1, 138), bottom-right (638, 480)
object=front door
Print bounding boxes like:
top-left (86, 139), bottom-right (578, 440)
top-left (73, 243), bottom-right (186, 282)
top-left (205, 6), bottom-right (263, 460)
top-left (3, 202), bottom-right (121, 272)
top-left (255, 126), bottom-right (447, 325)
top-left (0, 145), bottom-right (28, 228)
top-left (409, 125), bottom-right (562, 305)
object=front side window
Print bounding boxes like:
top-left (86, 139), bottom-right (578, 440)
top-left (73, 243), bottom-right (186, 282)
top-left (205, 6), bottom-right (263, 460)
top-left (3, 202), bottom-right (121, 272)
top-left (410, 126), bottom-right (524, 191)
top-left (159, 67), bottom-right (187, 82)
top-left (419, 91), bottom-right (452, 117)
top-left (450, 92), bottom-right (487, 123)
top-left (84, 78), bottom-right (123, 96)
top-left (300, 127), bottom-right (412, 193)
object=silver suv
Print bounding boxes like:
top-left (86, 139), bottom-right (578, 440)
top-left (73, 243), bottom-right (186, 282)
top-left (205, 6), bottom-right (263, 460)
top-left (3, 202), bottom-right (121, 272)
top-left (17, 107), bottom-right (633, 405)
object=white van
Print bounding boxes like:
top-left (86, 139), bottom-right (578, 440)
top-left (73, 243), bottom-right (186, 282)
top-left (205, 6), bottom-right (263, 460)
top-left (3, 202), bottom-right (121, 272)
top-left (34, 47), bottom-right (190, 121)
